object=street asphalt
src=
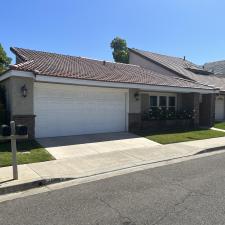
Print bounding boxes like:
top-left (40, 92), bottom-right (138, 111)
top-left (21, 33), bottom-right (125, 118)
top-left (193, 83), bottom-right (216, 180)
top-left (1, 151), bottom-right (225, 225)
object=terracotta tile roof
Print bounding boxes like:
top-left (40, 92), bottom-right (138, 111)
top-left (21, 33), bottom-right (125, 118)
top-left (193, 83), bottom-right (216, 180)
top-left (130, 48), bottom-right (225, 91)
top-left (129, 48), bottom-right (211, 79)
top-left (189, 74), bottom-right (225, 92)
top-left (204, 60), bottom-right (225, 74)
top-left (9, 47), bottom-right (216, 91)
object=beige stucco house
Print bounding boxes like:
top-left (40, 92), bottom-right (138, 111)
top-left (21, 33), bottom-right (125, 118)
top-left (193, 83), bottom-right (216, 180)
top-left (0, 47), bottom-right (218, 138)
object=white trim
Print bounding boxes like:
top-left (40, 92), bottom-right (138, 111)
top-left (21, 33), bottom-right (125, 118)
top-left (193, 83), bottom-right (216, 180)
top-left (0, 70), bottom-right (219, 94)
top-left (125, 92), bottom-right (129, 131)
top-left (35, 74), bottom-right (218, 94)
top-left (0, 70), bottom-right (34, 81)
top-left (149, 95), bottom-right (177, 110)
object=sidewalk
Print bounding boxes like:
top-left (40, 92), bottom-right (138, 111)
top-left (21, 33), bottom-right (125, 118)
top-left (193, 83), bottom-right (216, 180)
top-left (1, 136), bottom-right (225, 191)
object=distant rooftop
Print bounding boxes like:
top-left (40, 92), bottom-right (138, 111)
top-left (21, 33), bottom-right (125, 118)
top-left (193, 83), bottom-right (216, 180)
top-left (204, 60), bottom-right (225, 75)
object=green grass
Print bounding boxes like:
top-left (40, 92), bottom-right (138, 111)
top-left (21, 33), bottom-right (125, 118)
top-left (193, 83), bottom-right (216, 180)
top-left (135, 128), bottom-right (225, 144)
top-left (214, 121), bottom-right (225, 130)
top-left (0, 140), bottom-right (54, 167)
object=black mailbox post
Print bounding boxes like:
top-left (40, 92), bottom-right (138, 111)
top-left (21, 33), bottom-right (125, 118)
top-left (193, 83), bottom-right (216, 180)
top-left (16, 125), bottom-right (28, 136)
top-left (0, 125), bottom-right (11, 136)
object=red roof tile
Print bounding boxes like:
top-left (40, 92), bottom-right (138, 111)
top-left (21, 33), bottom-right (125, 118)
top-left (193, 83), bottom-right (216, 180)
top-left (9, 47), bottom-right (216, 91)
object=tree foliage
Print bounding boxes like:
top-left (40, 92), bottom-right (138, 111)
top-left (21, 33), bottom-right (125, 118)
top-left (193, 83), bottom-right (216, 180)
top-left (110, 37), bottom-right (129, 64)
top-left (0, 44), bottom-right (11, 74)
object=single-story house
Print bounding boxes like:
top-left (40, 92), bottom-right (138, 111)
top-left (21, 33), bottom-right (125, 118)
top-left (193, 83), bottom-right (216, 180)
top-left (129, 48), bottom-right (225, 121)
top-left (0, 47), bottom-right (218, 138)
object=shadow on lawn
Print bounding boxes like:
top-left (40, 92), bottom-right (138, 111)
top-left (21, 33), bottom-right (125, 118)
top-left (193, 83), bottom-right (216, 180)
top-left (0, 140), bottom-right (43, 153)
top-left (134, 128), bottom-right (210, 137)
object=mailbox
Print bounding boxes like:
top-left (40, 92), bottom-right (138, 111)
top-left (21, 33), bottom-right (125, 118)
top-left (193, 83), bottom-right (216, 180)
top-left (0, 125), bottom-right (11, 136)
top-left (16, 124), bottom-right (28, 135)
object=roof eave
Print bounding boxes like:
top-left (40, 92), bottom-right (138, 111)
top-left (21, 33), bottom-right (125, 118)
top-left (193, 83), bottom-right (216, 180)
top-left (10, 47), bottom-right (28, 62)
top-left (35, 73), bottom-right (218, 94)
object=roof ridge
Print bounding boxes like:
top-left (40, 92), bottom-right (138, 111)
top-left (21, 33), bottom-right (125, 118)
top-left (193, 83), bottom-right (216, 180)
top-left (10, 47), bottom-right (29, 61)
top-left (205, 60), bottom-right (225, 65)
top-left (130, 48), bottom-right (203, 69)
top-left (130, 48), bottom-right (184, 61)
top-left (11, 47), bottom-right (140, 68)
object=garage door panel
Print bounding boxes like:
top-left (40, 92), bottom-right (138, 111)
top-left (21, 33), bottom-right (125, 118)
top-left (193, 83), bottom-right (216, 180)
top-left (34, 83), bottom-right (127, 138)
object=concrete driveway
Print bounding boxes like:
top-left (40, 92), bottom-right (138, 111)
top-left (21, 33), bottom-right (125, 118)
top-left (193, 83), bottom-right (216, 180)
top-left (38, 132), bottom-right (161, 159)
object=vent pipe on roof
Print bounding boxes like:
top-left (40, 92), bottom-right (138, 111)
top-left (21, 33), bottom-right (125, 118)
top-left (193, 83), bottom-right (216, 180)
top-left (103, 60), bottom-right (106, 65)
top-left (183, 56), bottom-right (186, 61)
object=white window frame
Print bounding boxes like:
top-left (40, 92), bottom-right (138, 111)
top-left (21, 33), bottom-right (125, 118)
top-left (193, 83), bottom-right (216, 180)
top-left (148, 92), bottom-right (177, 110)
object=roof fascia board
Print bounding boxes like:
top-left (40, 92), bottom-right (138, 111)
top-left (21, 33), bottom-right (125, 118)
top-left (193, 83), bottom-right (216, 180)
top-left (35, 74), bottom-right (218, 94)
top-left (0, 70), bottom-right (218, 94)
top-left (129, 48), bottom-right (191, 80)
top-left (0, 70), bottom-right (35, 82)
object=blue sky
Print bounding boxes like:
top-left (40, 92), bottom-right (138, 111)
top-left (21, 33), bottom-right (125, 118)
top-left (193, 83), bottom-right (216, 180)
top-left (1, 0), bottom-right (225, 65)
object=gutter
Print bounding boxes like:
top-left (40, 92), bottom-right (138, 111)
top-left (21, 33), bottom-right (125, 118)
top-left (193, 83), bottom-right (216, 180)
top-left (35, 74), bottom-right (219, 94)
top-left (0, 69), bottom-right (219, 94)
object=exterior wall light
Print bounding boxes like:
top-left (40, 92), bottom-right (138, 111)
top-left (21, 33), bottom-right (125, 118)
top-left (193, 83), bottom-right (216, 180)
top-left (21, 85), bottom-right (28, 97)
top-left (134, 92), bottom-right (140, 101)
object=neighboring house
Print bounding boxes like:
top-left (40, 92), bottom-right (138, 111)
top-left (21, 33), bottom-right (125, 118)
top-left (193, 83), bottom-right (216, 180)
top-left (129, 48), bottom-right (225, 121)
top-left (204, 60), bottom-right (225, 75)
top-left (0, 47), bottom-right (217, 138)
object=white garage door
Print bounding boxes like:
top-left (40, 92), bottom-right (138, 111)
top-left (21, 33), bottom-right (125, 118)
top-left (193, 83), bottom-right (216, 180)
top-left (215, 96), bottom-right (225, 121)
top-left (34, 83), bottom-right (128, 138)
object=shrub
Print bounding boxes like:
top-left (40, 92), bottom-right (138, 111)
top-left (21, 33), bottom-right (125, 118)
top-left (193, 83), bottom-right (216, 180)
top-left (142, 108), bottom-right (194, 121)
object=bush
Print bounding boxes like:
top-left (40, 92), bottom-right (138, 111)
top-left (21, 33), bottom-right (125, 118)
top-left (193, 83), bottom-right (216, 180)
top-left (142, 108), bottom-right (194, 121)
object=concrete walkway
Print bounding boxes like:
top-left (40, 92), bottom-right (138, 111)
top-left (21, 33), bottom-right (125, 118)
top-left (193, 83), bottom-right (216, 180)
top-left (211, 127), bottom-right (225, 133)
top-left (1, 136), bottom-right (225, 190)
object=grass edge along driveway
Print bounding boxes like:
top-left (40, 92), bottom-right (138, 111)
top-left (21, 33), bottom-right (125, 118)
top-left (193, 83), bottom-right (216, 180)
top-left (0, 139), bottom-right (54, 167)
top-left (135, 128), bottom-right (225, 144)
top-left (214, 121), bottom-right (225, 130)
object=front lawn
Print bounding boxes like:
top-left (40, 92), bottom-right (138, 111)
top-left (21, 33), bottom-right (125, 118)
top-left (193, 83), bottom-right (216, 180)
top-left (214, 121), bottom-right (225, 130)
top-left (135, 128), bottom-right (225, 144)
top-left (0, 140), bottom-right (54, 167)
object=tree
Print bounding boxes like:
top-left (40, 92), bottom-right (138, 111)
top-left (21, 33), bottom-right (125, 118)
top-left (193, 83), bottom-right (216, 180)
top-left (110, 37), bottom-right (129, 64)
top-left (0, 44), bottom-right (11, 74)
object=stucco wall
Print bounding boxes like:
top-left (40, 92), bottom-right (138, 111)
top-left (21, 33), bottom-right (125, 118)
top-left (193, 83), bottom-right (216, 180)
top-left (141, 94), bottom-right (149, 112)
top-left (1, 76), bottom-right (35, 138)
top-left (1, 76), bottom-right (34, 117)
top-left (10, 77), bottom-right (34, 116)
top-left (129, 89), bottom-right (141, 113)
top-left (129, 51), bottom-right (179, 77)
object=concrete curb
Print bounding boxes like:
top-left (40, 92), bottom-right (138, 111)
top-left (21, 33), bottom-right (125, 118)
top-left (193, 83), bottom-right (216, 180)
top-left (1, 145), bottom-right (225, 196)
top-left (0, 178), bottom-right (74, 195)
top-left (195, 145), bottom-right (225, 155)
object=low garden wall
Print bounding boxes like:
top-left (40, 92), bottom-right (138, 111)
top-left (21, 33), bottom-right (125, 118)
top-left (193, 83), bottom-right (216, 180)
top-left (129, 108), bottom-right (196, 132)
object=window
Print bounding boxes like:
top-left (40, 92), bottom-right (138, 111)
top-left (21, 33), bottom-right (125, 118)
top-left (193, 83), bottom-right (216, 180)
top-left (168, 96), bottom-right (176, 111)
top-left (159, 96), bottom-right (167, 110)
top-left (150, 96), bottom-right (157, 108)
top-left (149, 95), bottom-right (176, 111)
